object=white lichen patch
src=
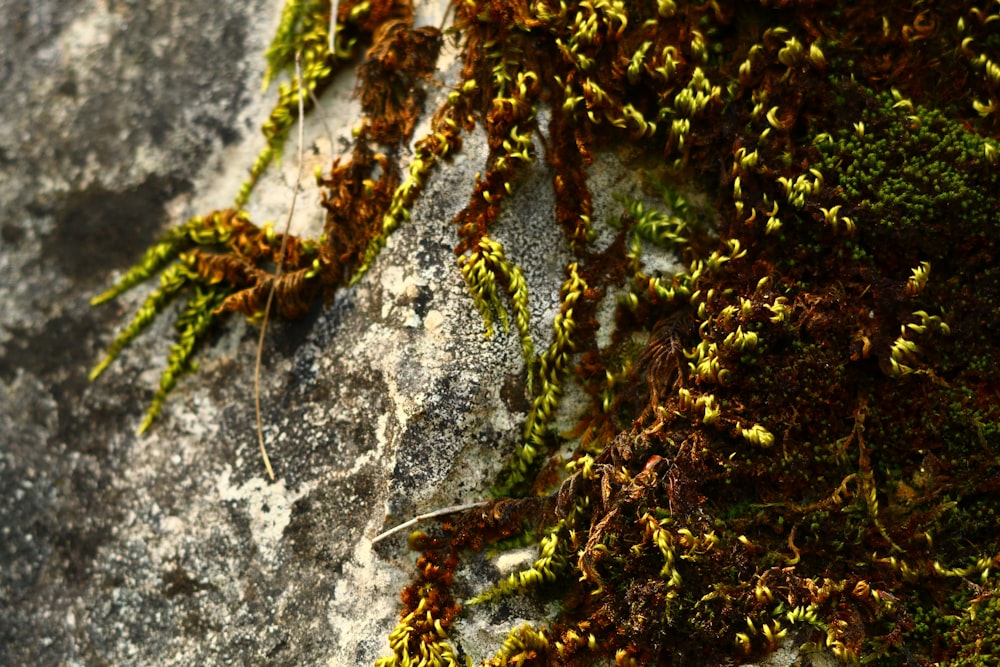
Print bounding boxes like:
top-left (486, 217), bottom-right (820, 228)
top-left (58, 7), bottom-right (121, 84)
top-left (215, 465), bottom-right (315, 568)
top-left (328, 538), bottom-right (411, 665)
top-left (423, 308), bottom-right (445, 331)
top-left (493, 545), bottom-right (538, 576)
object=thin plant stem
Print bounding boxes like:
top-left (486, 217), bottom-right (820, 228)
top-left (254, 52), bottom-right (306, 481)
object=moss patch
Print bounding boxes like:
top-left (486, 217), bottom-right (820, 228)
top-left (89, 0), bottom-right (1000, 664)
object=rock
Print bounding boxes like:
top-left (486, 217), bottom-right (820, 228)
top-left (0, 0), bottom-right (649, 664)
top-left (4, 0), bottom-right (393, 663)
top-left (7, 1), bottom-right (996, 665)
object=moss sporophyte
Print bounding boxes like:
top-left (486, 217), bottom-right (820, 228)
top-left (90, 0), bottom-right (1000, 664)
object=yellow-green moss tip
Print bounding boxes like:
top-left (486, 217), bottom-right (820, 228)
top-left (239, 0), bottom-right (359, 209)
top-left (137, 286), bottom-right (227, 434)
top-left (89, 262), bottom-right (199, 382)
top-left (374, 587), bottom-right (460, 667)
top-left (457, 236), bottom-right (534, 365)
top-left (496, 263), bottom-right (587, 496)
top-left (90, 215), bottom-right (205, 306)
top-left (486, 624), bottom-right (549, 666)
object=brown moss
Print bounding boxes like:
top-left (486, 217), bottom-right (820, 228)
top-left (91, 0), bottom-right (1000, 663)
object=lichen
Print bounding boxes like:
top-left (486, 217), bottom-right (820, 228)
top-left (89, 0), bottom-right (1000, 664)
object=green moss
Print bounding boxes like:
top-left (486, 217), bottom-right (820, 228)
top-left (816, 90), bottom-right (1000, 263)
top-left (87, 0), bottom-right (1000, 664)
top-left (943, 593), bottom-right (1000, 667)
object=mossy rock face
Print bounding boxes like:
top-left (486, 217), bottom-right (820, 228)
top-left (73, 0), bottom-right (1000, 664)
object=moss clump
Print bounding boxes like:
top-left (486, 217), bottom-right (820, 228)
top-left (88, 0), bottom-right (1000, 664)
top-left (944, 593), bottom-right (1000, 667)
top-left (817, 90), bottom-right (1000, 261)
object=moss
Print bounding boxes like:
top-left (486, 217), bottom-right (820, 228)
top-left (816, 90), bottom-right (1000, 263)
top-left (88, 0), bottom-right (1000, 664)
top-left (942, 593), bottom-right (1000, 667)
